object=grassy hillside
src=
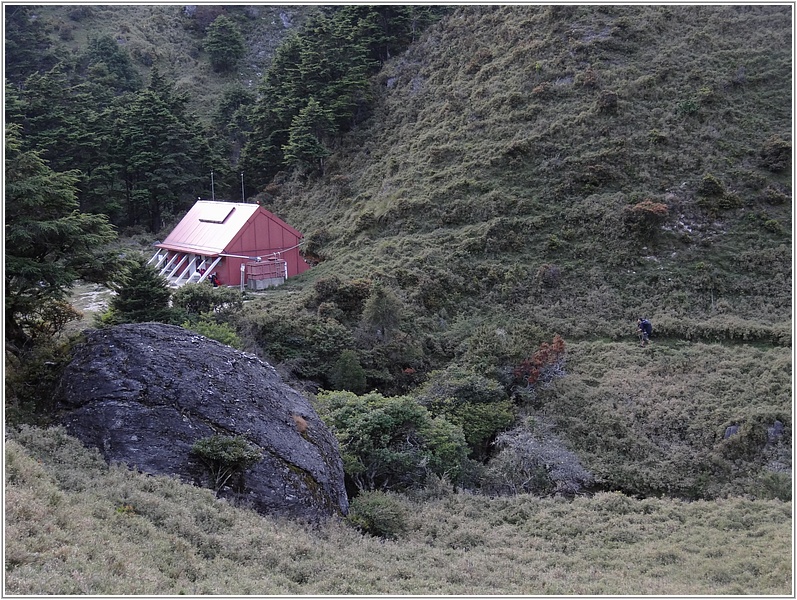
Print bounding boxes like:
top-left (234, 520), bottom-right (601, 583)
top-left (270, 5), bottom-right (791, 332)
top-left (33, 4), bottom-right (316, 119)
top-left (246, 5), bottom-right (791, 498)
top-left (5, 5), bottom-right (792, 595)
top-left (5, 426), bottom-right (792, 595)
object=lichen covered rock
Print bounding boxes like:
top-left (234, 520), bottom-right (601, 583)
top-left (57, 322), bottom-right (348, 521)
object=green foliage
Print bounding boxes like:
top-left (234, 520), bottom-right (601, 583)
top-left (282, 98), bottom-right (334, 173)
top-left (190, 435), bottom-right (262, 495)
top-left (4, 124), bottom-right (118, 351)
top-left (181, 316), bottom-right (243, 349)
top-left (114, 86), bottom-right (210, 231)
top-left (102, 256), bottom-right (172, 325)
top-left (171, 283), bottom-right (243, 321)
top-left (204, 15), bottom-right (246, 72)
top-left (307, 276), bottom-right (372, 323)
top-left (329, 349), bottom-right (367, 393)
top-left (415, 365), bottom-right (514, 460)
top-left (360, 280), bottom-right (403, 337)
top-left (5, 339), bottom-right (74, 424)
top-left (697, 173), bottom-right (742, 212)
top-left (5, 2), bottom-right (793, 520)
top-left (347, 490), bottom-right (408, 539)
top-left (242, 7), bottom-right (445, 186)
top-left (4, 5), bottom-right (58, 83)
top-left (81, 34), bottom-right (141, 91)
top-left (317, 390), bottom-right (468, 490)
top-left (245, 308), bottom-right (356, 383)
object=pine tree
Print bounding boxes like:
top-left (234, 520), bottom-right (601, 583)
top-left (5, 124), bottom-right (118, 350)
top-left (330, 349), bottom-right (367, 393)
top-left (4, 5), bottom-right (58, 84)
top-left (282, 98), bottom-right (334, 173)
top-left (82, 34), bottom-right (141, 92)
top-left (115, 89), bottom-right (209, 230)
top-left (105, 257), bottom-right (172, 325)
top-left (204, 15), bottom-right (246, 72)
top-left (361, 280), bottom-right (403, 338)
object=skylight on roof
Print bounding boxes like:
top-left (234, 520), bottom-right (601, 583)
top-left (198, 205), bottom-right (236, 224)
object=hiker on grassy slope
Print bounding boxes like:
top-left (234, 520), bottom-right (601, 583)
top-left (637, 318), bottom-right (653, 347)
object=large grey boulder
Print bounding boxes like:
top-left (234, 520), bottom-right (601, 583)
top-left (56, 323), bottom-right (348, 521)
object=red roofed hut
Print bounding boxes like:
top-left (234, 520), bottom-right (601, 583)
top-left (149, 200), bottom-right (310, 289)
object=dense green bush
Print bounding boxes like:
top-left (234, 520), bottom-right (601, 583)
top-left (415, 365), bottom-right (514, 460)
top-left (306, 276), bottom-right (372, 324)
top-left (329, 349), bottom-right (367, 393)
top-left (172, 283), bottom-right (243, 321)
top-left (246, 309), bottom-right (355, 382)
top-left (5, 338), bottom-right (74, 424)
top-left (346, 490), bottom-right (409, 539)
top-left (181, 316), bottom-right (243, 349)
top-left (190, 435), bottom-right (262, 495)
top-left (316, 390), bottom-right (468, 490)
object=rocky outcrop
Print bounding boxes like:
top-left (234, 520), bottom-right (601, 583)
top-left (56, 323), bottom-right (348, 521)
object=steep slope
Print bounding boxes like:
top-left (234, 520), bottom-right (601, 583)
top-left (268, 5), bottom-right (791, 339)
top-left (9, 4), bottom-right (790, 502)
top-left (251, 5), bottom-right (791, 500)
top-left (32, 4), bottom-right (316, 119)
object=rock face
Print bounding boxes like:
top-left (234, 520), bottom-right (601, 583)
top-left (57, 323), bottom-right (348, 521)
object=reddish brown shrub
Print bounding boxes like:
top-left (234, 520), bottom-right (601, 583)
top-left (513, 334), bottom-right (566, 389)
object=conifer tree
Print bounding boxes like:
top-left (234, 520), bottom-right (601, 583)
top-left (204, 15), bottom-right (246, 72)
top-left (5, 125), bottom-right (118, 350)
top-left (82, 34), bottom-right (142, 92)
top-left (361, 280), bottom-right (403, 338)
top-left (4, 5), bottom-right (58, 84)
top-left (105, 257), bottom-right (172, 325)
top-left (115, 89), bottom-right (209, 230)
top-left (330, 349), bottom-right (367, 393)
top-left (282, 98), bottom-right (334, 173)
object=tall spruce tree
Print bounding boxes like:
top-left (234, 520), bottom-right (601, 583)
top-left (282, 98), bottom-right (334, 173)
top-left (5, 125), bottom-right (118, 351)
top-left (81, 34), bottom-right (141, 92)
top-left (114, 88), bottom-right (209, 231)
top-left (204, 15), bottom-right (246, 72)
top-left (242, 7), bottom-right (447, 188)
top-left (4, 5), bottom-right (58, 84)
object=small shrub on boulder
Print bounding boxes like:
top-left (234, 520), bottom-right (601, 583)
top-left (191, 435), bottom-right (262, 495)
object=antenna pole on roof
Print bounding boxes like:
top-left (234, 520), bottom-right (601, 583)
top-left (241, 172), bottom-right (245, 203)
top-left (210, 171), bottom-right (215, 201)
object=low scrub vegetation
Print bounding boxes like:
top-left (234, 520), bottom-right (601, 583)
top-left (4, 4), bottom-right (791, 595)
top-left (5, 427), bottom-right (791, 595)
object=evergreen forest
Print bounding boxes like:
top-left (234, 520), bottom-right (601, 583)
top-left (4, 4), bottom-right (793, 595)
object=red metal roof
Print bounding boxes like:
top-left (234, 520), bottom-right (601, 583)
top-left (156, 201), bottom-right (302, 256)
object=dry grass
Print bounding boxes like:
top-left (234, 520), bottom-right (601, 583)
top-left (7, 6), bottom-right (791, 595)
top-left (5, 426), bottom-right (792, 596)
